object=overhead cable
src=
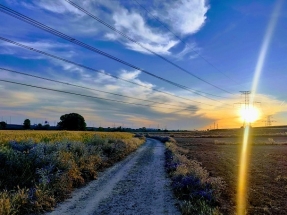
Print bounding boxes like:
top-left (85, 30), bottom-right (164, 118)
top-left (0, 36), bottom-right (225, 108)
top-left (0, 67), bottom-right (202, 109)
top-left (0, 4), bottom-right (234, 102)
top-left (133, 0), bottom-right (239, 84)
top-left (64, 0), bottom-right (234, 97)
top-left (0, 79), bottom-right (200, 111)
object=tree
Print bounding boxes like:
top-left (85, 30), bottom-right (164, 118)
top-left (23, 119), bottom-right (31, 129)
top-left (98, 127), bottom-right (104, 131)
top-left (44, 124), bottom-right (50, 130)
top-left (57, 113), bottom-right (86, 131)
top-left (0, 121), bottom-right (7, 130)
top-left (37, 123), bottom-right (43, 130)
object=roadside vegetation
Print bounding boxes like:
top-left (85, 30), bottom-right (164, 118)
top-left (0, 131), bottom-right (144, 214)
top-left (150, 136), bottom-right (225, 215)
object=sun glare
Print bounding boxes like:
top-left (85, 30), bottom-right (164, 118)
top-left (239, 106), bottom-right (260, 123)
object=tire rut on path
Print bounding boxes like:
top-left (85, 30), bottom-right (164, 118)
top-left (47, 138), bottom-right (180, 215)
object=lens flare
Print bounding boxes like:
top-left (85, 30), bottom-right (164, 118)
top-left (236, 1), bottom-right (283, 214)
top-left (239, 106), bottom-right (260, 123)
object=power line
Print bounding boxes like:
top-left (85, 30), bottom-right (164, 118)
top-left (0, 36), bottom-right (226, 108)
top-left (133, 0), bottom-right (238, 84)
top-left (0, 4), bottom-right (230, 100)
top-left (0, 79), bottom-right (199, 111)
top-left (0, 4), bottom-right (234, 102)
top-left (0, 67), bottom-right (203, 109)
top-left (64, 0), bottom-right (234, 97)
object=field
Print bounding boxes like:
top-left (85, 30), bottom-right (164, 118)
top-left (0, 130), bottom-right (134, 146)
top-left (0, 130), bottom-right (144, 214)
top-left (173, 135), bottom-right (287, 214)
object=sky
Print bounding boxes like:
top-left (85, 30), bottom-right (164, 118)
top-left (0, 0), bottom-right (286, 130)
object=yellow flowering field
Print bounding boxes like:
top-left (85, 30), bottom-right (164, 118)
top-left (0, 130), bottom-right (134, 146)
top-left (0, 130), bottom-right (144, 214)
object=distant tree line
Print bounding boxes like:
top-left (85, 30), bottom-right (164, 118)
top-left (21, 113), bottom-right (87, 131)
top-left (3, 113), bottom-right (175, 132)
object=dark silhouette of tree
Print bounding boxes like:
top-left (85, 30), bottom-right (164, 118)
top-left (57, 113), bottom-right (86, 131)
top-left (0, 121), bottom-right (7, 130)
top-left (37, 123), bottom-right (43, 130)
top-left (44, 124), bottom-right (50, 130)
top-left (98, 127), bottom-right (104, 131)
top-left (23, 119), bottom-right (31, 129)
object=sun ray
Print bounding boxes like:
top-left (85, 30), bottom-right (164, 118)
top-left (237, 1), bottom-right (283, 214)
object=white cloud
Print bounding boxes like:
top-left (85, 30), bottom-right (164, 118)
top-left (0, 40), bottom-right (74, 59)
top-left (3, 0), bottom-right (208, 56)
top-left (175, 43), bottom-right (200, 60)
top-left (102, 0), bottom-right (208, 55)
top-left (125, 40), bottom-right (178, 55)
top-left (105, 8), bottom-right (178, 55)
top-left (20, 41), bottom-right (71, 50)
top-left (117, 69), bottom-right (155, 90)
top-left (164, 0), bottom-right (209, 35)
top-left (93, 70), bottom-right (116, 84)
top-left (119, 70), bottom-right (141, 80)
top-left (31, 0), bottom-right (83, 15)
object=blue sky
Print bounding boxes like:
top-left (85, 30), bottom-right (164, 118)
top-left (0, 0), bottom-right (286, 129)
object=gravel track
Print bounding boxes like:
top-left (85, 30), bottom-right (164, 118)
top-left (46, 138), bottom-right (180, 215)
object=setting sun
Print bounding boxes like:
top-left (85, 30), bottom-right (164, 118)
top-left (239, 106), bottom-right (260, 123)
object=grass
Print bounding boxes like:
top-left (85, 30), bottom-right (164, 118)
top-left (150, 136), bottom-right (224, 215)
top-left (0, 131), bottom-right (144, 214)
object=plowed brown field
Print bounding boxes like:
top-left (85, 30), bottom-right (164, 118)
top-left (174, 136), bottom-right (287, 215)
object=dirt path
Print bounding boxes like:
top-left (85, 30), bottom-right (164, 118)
top-left (46, 138), bottom-right (180, 215)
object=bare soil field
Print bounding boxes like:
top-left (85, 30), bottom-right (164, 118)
top-left (174, 136), bottom-right (287, 214)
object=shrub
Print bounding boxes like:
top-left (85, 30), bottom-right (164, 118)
top-left (153, 136), bottom-right (225, 215)
top-left (0, 133), bottom-right (144, 214)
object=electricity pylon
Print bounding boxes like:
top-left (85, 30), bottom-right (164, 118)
top-left (262, 115), bottom-right (276, 126)
top-left (234, 91), bottom-right (260, 128)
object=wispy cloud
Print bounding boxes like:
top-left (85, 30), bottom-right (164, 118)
top-left (2, 0), bottom-right (209, 57)
top-left (0, 39), bottom-right (75, 59)
top-left (163, 0), bottom-right (209, 35)
top-left (175, 43), bottom-right (200, 60)
top-left (105, 8), bottom-right (178, 55)
top-left (36, 0), bottom-right (83, 15)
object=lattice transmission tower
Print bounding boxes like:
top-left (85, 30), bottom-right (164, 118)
top-left (262, 115), bottom-right (276, 127)
top-left (235, 91), bottom-right (260, 128)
